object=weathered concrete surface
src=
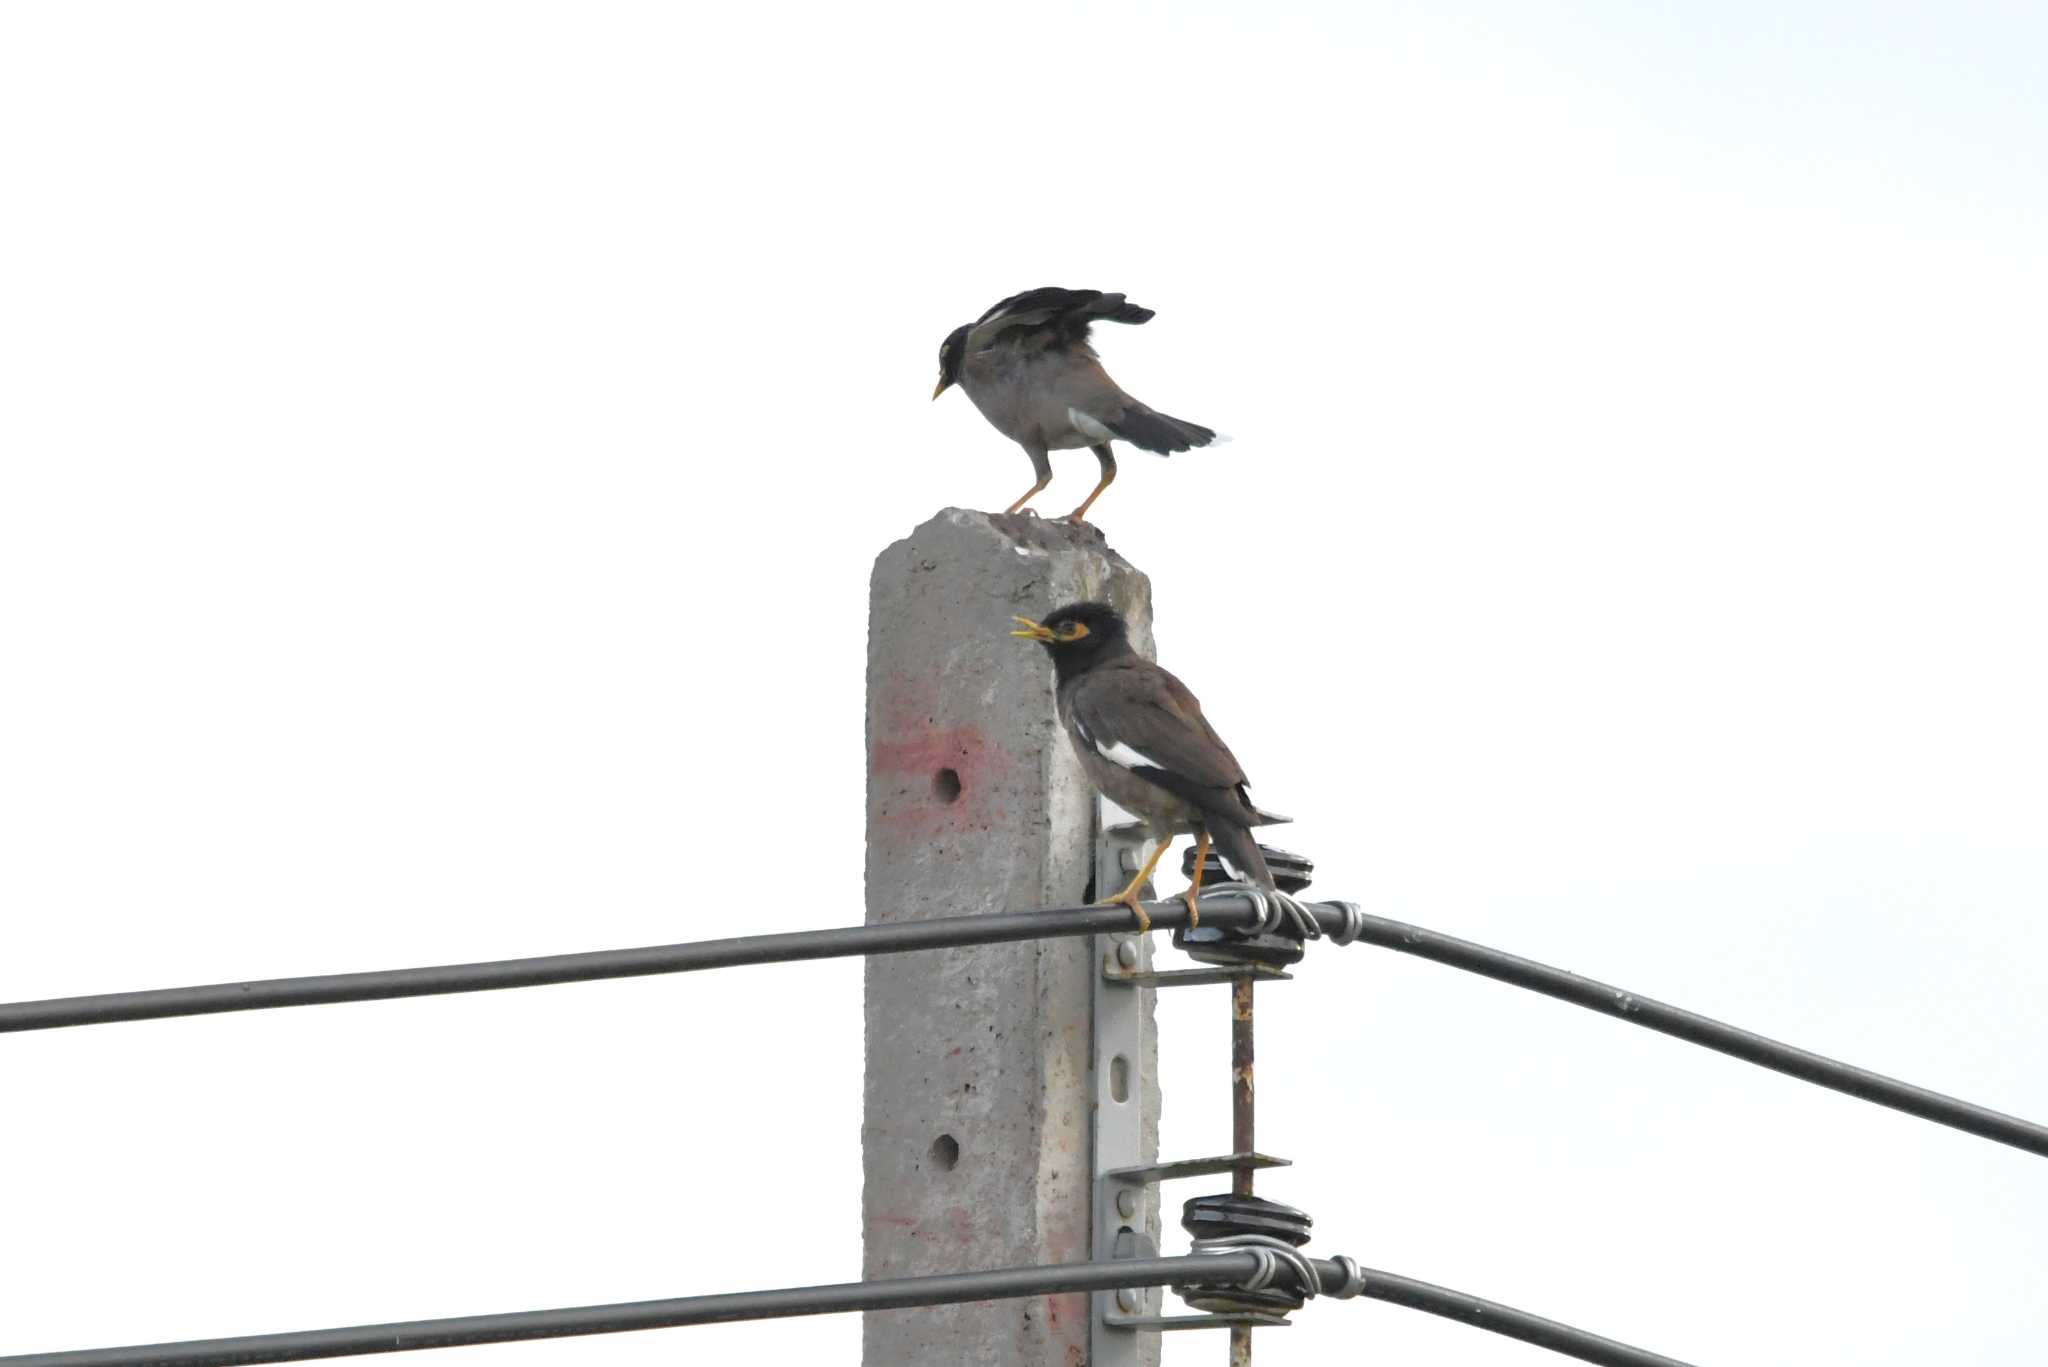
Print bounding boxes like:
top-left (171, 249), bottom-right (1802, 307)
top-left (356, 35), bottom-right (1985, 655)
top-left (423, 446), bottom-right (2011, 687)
top-left (864, 508), bottom-right (1159, 1367)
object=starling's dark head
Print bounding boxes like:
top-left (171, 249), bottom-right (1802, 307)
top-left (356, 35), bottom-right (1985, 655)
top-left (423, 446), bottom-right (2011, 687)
top-left (933, 324), bottom-right (971, 400)
top-left (1009, 601), bottom-right (1131, 678)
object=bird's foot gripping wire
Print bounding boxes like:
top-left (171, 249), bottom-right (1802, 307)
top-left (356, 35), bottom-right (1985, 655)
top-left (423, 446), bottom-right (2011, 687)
top-left (1181, 831), bottom-right (1211, 929)
top-left (1099, 885), bottom-right (1152, 936)
top-left (1098, 834), bottom-right (1173, 935)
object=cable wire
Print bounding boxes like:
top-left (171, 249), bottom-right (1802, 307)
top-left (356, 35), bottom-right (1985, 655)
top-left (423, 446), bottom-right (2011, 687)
top-left (3, 897), bottom-right (2043, 1157)
top-left (0, 1253), bottom-right (1694, 1367)
top-left (1327, 906), bottom-right (2048, 1158)
top-left (0, 901), bottom-right (1190, 1032)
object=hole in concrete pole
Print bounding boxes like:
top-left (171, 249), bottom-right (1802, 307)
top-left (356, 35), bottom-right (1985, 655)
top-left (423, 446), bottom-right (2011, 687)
top-left (929, 1133), bottom-right (960, 1171)
top-left (1110, 1054), bottom-right (1130, 1104)
top-left (932, 768), bottom-right (962, 804)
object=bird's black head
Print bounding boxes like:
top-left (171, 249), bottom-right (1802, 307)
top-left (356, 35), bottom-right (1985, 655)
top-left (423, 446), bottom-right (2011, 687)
top-left (1009, 601), bottom-right (1133, 681)
top-left (932, 323), bottom-right (971, 400)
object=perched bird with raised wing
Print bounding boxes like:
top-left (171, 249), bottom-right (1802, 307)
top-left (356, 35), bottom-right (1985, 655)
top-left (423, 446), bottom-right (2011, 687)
top-left (934, 288), bottom-right (1217, 524)
top-left (1010, 602), bottom-right (1312, 936)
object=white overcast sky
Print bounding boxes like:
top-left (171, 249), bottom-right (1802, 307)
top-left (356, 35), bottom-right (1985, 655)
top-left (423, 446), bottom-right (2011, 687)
top-left (3, 3), bottom-right (2045, 1364)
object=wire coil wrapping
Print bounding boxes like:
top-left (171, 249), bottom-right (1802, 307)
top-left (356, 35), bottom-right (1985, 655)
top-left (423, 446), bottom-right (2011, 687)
top-left (1183, 1233), bottom-right (1332, 1308)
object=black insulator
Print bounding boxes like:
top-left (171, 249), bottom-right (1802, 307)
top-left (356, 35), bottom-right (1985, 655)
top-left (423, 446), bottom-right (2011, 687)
top-left (1173, 923), bottom-right (1307, 969)
top-left (1180, 842), bottom-right (1315, 893)
top-left (1181, 1193), bottom-right (1313, 1245)
top-left (1173, 1195), bottom-right (1320, 1315)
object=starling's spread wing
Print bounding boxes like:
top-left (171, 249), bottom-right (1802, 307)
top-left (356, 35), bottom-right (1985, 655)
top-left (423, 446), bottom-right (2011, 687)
top-left (966, 288), bottom-right (1155, 353)
top-left (975, 287), bottom-right (1138, 327)
top-left (1068, 659), bottom-right (1263, 826)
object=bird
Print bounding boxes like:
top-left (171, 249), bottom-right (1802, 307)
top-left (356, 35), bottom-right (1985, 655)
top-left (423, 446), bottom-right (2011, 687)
top-left (933, 287), bottom-right (1217, 524)
top-left (1010, 601), bottom-right (1314, 936)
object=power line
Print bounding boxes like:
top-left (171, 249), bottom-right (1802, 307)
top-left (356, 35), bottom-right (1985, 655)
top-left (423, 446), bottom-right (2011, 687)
top-left (0, 895), bottom-right (1310, 1032)
top-left (2, 897), bottom-right (2042, 1157)
top-left (0, 1253), bottom-right (1694, 1367)
top-left (0, 902), bottom-right (1173, 1031)
top-left (1360, 1267), bottom-right (1697, 1367)
top-left (1335, 907), bottom-right (2048, 1158)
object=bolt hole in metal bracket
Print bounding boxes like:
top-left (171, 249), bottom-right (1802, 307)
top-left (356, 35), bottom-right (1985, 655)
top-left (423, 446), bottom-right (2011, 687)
top-left (1092, 814), bottom-right (1300, 1359)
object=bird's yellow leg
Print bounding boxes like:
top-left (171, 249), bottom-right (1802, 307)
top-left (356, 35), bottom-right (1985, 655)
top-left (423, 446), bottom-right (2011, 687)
top-left (1066, 445), bottom-right (1117, 524)
top-left (1099, 836), bottom-right (1173, 934)
top-left (1003, 477), bottom-right (1051, 515)
top-left (1064, 473), bottom-right (1113, 524)
top-left (1182, 829), bottom-right (1209, 929)
top-left (1004, 447), bottom-right (1056, 515)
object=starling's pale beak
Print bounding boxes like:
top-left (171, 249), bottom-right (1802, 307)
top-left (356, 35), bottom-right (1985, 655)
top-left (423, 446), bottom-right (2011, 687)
top-left (1009, 615), bottom-right (1054, 641)
top-left (932, 376), bottom-right (952, 401)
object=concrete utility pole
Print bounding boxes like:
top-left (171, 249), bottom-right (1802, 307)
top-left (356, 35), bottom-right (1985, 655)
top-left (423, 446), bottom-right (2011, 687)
top-left (863, 508), bottom-right (1160, 1367)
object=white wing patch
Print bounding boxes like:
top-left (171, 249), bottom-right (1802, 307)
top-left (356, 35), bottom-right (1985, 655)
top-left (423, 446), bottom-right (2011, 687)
top-left (1068, 408), bottom-right (1116, 443)
top-left (1096, 738), bottom-right (1163, 770)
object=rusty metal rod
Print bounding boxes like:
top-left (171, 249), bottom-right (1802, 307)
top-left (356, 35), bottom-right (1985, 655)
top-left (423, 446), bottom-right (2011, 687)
top-left (0, 1254), bottom-right (1699, 1367)
top-left (1232, 975), bottom-right (1257, 1195)
top-left (1231, 971), bottom-right (1257, 1366)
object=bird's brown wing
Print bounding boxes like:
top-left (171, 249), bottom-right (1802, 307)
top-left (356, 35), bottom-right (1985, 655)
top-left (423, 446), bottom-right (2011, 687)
top-left (1067, 660), bottom-right (1258, 825)
top-left (966, 288), bottom-right (1154, 353)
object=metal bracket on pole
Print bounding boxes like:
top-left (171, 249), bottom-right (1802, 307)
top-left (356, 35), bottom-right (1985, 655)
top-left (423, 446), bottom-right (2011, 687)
top-left (1105, 1310), bottom-right (1292, 1333)
top-left (1091, 814), bottom-right (1154, 1367)
top-left (1093, 814), bottom-right (1313, 1359)
top-left (1096, 1154), bottom-right (1294, 1337)
top-left (1105, 961), bottom-right (1293, 989)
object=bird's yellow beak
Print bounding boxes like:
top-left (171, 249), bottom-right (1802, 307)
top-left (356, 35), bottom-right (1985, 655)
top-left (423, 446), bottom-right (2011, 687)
top-left (932, 376), bottom-right (952, 401)
top-left (1009, 615), bottom-right (1054, 641)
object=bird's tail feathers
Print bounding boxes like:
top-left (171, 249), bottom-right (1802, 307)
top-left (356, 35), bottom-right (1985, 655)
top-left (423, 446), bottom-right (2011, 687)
top-left (1209, 820), bottom-right (1277, 890)
top-left (1107, 404), bottom-right (1218, 456)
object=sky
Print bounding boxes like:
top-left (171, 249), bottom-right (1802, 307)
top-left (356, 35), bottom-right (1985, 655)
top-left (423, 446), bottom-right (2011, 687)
top-left (2, 2), bottom-right (2045, 1363)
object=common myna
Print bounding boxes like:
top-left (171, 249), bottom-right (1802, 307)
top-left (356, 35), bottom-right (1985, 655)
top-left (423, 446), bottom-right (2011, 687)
top-left (934, 288), bottom-right (1217, 524)
top-left (1010, 602), bottom-right (1312, 936)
